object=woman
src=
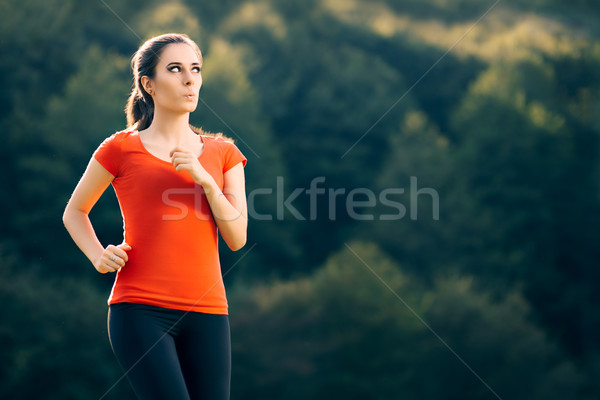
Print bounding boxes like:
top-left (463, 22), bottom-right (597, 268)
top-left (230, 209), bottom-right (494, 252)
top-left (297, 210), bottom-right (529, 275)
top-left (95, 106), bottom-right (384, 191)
top-left (63, 33), bottom-right (247, 400)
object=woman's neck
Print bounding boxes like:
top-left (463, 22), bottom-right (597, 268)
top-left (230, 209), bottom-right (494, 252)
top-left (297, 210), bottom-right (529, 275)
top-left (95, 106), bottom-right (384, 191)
top-left (145, 108), bottom-right (195, 143)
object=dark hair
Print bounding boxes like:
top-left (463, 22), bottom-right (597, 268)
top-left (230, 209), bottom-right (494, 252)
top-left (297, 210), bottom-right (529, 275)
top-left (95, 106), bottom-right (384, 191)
top-left (125, 33), bottom-right (203, 131)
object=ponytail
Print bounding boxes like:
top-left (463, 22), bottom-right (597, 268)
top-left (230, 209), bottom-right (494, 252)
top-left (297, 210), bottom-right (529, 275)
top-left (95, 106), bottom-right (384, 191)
top-left (125, 88), bottom-right (154, 130)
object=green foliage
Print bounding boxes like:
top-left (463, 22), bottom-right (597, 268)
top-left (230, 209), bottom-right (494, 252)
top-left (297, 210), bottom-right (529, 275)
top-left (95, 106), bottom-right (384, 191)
top-left (131, 1), bottom-right (206, 46)
top-left (0, 245), bottom-right (134, 399)
top-left (448, 56), bottom-right (600, 355)
top-left (245, 25), bottom-right (409, 188)
top-left (15, 45), bottom-right (130, 273)
top-left (359, 109), bottom-right (453, 278)
top-left (424, 275), bottom-right (586, 399)
top-left (229, 242), bottom-right (427, 399)
top-left (230, 242), bottom-right (587, 399)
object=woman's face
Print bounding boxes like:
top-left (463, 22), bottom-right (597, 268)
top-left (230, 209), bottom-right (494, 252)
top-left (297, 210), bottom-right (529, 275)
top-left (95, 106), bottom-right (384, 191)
top-left (144, 43), bottom-right (202, 114)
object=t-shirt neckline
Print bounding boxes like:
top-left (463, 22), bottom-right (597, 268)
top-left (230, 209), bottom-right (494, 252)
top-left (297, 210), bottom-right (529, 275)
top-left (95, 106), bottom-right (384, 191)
top-left (133, 130), bottom-right (206, 164)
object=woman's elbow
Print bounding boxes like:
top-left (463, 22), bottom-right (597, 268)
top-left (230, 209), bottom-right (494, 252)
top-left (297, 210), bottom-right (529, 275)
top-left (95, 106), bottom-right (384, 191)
top-left (62, 206), bottom-right (73, 228)
top-left (227, 234), bottom-right (247, 251)
top-left (62, 205), bottom-right (85, 229)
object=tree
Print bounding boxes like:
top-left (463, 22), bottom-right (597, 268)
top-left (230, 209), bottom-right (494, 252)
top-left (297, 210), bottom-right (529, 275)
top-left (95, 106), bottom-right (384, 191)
top-left (449, 55), bottom-right (600, 358)
top-left (229, 241), bottom-right (586, 399)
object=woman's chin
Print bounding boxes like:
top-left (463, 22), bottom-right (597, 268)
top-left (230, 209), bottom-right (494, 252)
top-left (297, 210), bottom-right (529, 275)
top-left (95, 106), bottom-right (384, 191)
top-left (172, 104), bottom-right (198, 114)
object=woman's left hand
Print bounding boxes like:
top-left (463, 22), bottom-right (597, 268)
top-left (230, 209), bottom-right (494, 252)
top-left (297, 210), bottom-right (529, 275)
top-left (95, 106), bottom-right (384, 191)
top-left (170, 146), bottom-right (214, 187)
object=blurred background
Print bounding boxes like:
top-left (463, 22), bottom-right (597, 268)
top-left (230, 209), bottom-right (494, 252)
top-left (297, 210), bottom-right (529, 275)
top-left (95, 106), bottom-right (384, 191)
top-left (1, 0), bottom-right (600, 398)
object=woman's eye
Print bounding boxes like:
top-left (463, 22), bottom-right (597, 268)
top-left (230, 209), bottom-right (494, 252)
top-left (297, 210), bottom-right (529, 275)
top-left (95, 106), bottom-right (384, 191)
top-left (169, 66), bottom-right (181, 72)
top-left (192, 67), bottom-right (201, 73)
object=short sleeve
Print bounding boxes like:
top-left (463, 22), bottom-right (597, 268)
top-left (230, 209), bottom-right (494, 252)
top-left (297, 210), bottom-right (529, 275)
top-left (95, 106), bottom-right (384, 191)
top-left (221, 141), bottom-right (247, 172)
top-left (93, 132), bottom-right (123, 176)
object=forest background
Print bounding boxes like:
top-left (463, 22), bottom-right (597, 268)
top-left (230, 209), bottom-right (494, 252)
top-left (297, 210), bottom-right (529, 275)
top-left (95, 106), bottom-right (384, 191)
top-left (1, 0), bottom-right (600, 399)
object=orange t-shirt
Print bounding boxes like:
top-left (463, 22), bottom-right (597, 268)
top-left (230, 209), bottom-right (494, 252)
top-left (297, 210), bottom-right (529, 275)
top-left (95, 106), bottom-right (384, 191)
top-left (93, 129), bottom-right (246, 314)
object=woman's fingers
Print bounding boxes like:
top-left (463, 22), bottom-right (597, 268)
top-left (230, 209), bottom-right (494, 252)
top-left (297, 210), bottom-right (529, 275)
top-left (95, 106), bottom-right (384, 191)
top-left (98, 244), bottom-right (132, 273)
top-left (169, 147), bottom-right (189, 161)
top-left (174, 162), bottom-right (193, 173)
top-left (97, 259), bottom-right (118, 273)
top-left (114, 243), bottom-right (131, 262)
top-left (105, 245), bottom-right (125, 267)
top-left (171, 151), bottom-right (191, 171)
top-left (169, 146), bottom-right (210, 185)
top-left (169, 147), bottom-right (182, 158)
top-left (172, 155), bottom-right (197, 176)
top-left (172, 157), bottom-right (190, 169)
top-left (118, 242), bottom-right (132, 251)
top-left (171, 153), bottom-right (185, 163)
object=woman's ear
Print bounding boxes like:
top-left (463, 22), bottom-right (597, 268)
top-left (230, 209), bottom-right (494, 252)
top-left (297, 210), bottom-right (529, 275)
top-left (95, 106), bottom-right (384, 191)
top-left (141, 76), bottom-right (153, 95)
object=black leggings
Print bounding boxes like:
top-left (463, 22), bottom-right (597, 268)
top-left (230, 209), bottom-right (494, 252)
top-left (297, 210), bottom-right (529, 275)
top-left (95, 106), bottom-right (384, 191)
top-left (108, 303), bottom-right (231, 400)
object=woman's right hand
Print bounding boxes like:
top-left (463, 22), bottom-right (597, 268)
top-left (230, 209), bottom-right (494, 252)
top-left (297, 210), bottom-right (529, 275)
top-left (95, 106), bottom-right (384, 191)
top-left (94, 243), bottom-right (132, 273)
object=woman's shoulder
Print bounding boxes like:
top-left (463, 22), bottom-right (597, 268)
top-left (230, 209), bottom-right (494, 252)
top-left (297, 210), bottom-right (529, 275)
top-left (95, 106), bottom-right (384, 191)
top-left (109, 128), bottom-right (137, 142)
top-left (201, 133), bottom-right (239, 157)
top-left (200, 132), bottom-right (235, 145)
top-left (201, 133), bottom-right (246, 169)
top-left (94, 128), bottom-right (138, 173)
top-left (98, 128), bottom-right (137, 150)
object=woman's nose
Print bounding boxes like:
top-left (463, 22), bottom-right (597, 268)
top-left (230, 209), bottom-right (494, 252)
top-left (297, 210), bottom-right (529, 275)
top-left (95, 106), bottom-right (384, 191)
top-left (183, 71), bottom-right (194, 86)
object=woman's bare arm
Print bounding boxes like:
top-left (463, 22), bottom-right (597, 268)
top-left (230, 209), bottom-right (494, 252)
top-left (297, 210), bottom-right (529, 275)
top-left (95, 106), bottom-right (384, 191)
top-left (206, 163), bottom-right (248, 251)
top-left (62, 158), bottom-right (131, 273)
top-left (170, 146), bottom-right (248, 251)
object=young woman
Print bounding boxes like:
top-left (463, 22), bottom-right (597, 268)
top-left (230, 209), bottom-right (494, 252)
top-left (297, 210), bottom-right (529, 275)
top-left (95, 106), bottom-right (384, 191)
top-left (63, 33), bottom-right (247, 400)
